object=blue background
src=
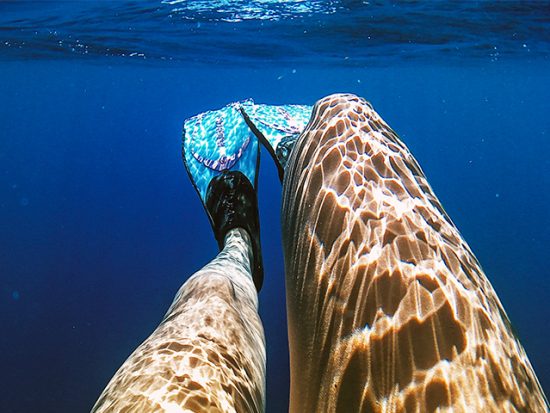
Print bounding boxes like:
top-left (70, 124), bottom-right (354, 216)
top-left (1, 2), bottom-right (549, 412)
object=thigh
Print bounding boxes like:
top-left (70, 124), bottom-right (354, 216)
top-left (282, 94), bottom-right (546, 412)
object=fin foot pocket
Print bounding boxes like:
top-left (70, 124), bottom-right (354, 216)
top-left (206, 170), bottom-right (263, 291)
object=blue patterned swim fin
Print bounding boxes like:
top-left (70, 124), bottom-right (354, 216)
top-left (182, 100), bottom-right (260, 202)
top-left (182, 100), bottom-right (312, 289)
top-left (182, 100), bottom-right (264, 290)
top-left (239, 102), bottom-right (313, 181)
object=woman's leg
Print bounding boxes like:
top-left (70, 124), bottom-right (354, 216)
top-left (282, 94), bottom-right (547, 412)
top-left (92, 228), bottom-right (265, 413)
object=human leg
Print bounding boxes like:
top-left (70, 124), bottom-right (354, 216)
top-left (281, 94), bottom-right (547, 412)
top-left (93, 100), bottom-right (268, 412)
top-left (92, 227), bottom-right (265, 413)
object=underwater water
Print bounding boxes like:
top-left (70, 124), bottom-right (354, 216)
top-left (1, 1), bottom-right (549, 412)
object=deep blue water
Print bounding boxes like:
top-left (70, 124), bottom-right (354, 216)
top-left (1, 2), bottom-right (549, 413)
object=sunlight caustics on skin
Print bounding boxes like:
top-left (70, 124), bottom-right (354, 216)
top-left (92, 228), bottom-right (266, 413)
top-left (282, 94), bottom-right (548, 412)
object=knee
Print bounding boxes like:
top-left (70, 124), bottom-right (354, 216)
top-left (312, 93), bottom-right (373, 121)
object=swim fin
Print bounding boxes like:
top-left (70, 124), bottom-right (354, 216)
top-left (239, 103), bottom-right (312, 181)
top-left (182, 100), bottom-right (263, 290)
